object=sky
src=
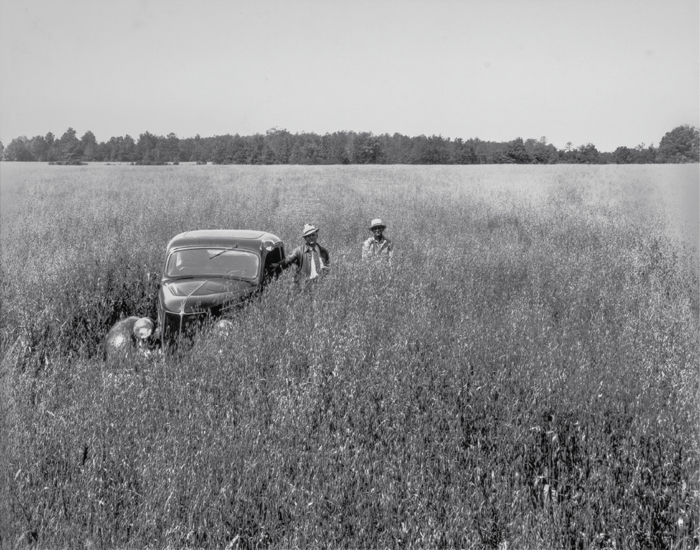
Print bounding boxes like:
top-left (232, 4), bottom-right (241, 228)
top-left (0, 0), bottom-right (698, 152)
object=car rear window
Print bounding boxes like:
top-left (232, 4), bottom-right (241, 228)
top-left (166, 248), bottom-right (260, 279)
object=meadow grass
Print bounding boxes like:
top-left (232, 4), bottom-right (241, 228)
top-left (0, 163), bottom-right (698, 548)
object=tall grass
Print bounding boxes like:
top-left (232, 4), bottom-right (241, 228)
top-left (1, 163), bottom-right (698, 548)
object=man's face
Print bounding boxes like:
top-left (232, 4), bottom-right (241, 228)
top-left (304, 233), bottom-right (318, 246)
top-left (372, 227), bottom-right (384, 240)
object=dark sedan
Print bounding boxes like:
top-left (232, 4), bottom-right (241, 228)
top-left (105, 229), bottom-right (285, 358)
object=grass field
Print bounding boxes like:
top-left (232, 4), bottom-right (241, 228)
top-left (0, 163), bottom-right (698, 548)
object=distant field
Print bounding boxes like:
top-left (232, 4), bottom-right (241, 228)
top-left (1, 163), bottom-right (698, 548)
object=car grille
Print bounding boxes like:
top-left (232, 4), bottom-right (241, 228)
top-left (162, 310), bottom-right (210, 341)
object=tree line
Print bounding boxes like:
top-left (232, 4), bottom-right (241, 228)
top-left (0, 125), bottom-right (697, 165)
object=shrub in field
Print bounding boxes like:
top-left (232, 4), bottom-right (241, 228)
top-left (1, 164), bottom-right (698, 548)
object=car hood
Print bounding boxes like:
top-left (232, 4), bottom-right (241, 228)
top-left (161, 278), bottom-right (257, 313)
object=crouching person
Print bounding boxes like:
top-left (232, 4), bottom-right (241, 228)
top-left (104, 316), bottom-right (157, 366)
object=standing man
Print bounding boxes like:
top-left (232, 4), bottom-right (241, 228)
top-left (273, 224), bottom-right (330, 282)
top-left (362, 218), bottom-right (394, 260)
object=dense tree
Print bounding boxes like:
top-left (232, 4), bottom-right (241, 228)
top-left (636, 143), bottom-right (657, 164)
top-left (135, 132), bottom-right (162, 164)
top-left (178, 136), bottom-right (195, 163)
top-left (559, 143), bottom-right (603, 164)
top-left (382, 133), bottom-right (414, 164)
top-left (524, 137), bottom-right (558, 164)
top-left (102, 135), bottom-right (136, 162)
top-left (193, 135), bottom-right (213, 163)
top-left (264, 128), bottom-right (294, 164)
top-left (612, 143), bottom-right (657, 164)
top-left (288, 133), bottom-right (322, 164)
top-left (452, 138), bottom-right (478, 164)
top-left (29, 135), bottom-right (49, 161)
top-left (58, 127), bottom-right (83, 163)
top-left (490, 150), bottom-right (514, 164)
top-left (4, 137), bottom-right (34, 161)
top-left (178, 134), bottom-right (210, 163)
top-left (153, 133), bottom-right (180, 163)
top-left (409, 135), bottom-right (451, 164)
top-left (0, 140), bottom-right (4, 160)
top-left (493, 137), bottom-right (533, 164)
top-left (467, 138), bottom-right (505, 163)
top-left (231, 135), bottom-right (249, 164)
top-left (656, 125), bottom-right (699, 163)
top-left (576, 143), bottom-right (602, 164)
top-left (210, 136), bottom-right (230, 165)
top-left (320, 131), bottom-right (351, 164)
top-left (208, 134), bottom-right (247, 164)
top-left (81, 131), bottom-right (97, 161)
top-left (246, 134), bottom-right (266, 164)
top-left (612, 146), bottom-right (634, 164)
top-left (352, 132), bottom-right (384, 164)
top-left (44, 132), bottom-right (59, 161)
top-left (4, 124), bottom-right (697, 166)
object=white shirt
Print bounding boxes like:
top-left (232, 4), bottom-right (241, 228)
top-left (308, 245), bottom-right (325, 279)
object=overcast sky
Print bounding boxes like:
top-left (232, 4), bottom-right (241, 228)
top-left (0, 0), bottom-right (698, 151)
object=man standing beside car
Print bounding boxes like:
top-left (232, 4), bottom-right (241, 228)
top-left (362, 218), bottom-right (393, 260)
top-left (272, 224), bottom-right (329, 283)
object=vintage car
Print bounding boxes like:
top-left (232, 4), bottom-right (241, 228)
top-left (105, 229), bottom-right (285, 359)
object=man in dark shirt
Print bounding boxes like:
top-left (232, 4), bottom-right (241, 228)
top-left (272, 224), bottom-right (329, 282)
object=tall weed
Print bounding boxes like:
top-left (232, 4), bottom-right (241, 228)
top-left (1, 163), bottom-right (697, 548)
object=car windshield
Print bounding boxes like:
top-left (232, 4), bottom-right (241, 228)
top-left (165, 248), bottom-right (260, 280)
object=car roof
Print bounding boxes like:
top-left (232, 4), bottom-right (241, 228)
top-left (166, 230), bottom-right (283, 252)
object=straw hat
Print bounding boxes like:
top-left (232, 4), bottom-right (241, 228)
top-left (369, 218), bottom-right (386, 230)
top-left (302, 224), bottom-right (319, 237)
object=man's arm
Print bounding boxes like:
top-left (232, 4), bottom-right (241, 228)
top-left (272, 247), bottom-right (301, 270)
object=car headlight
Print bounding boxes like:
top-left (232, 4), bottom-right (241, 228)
top-left (261, 239), bottom-right (276, 252)
top-left (133, 318), bottom-right (155, 340)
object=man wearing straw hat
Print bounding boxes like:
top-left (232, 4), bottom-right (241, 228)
top-left (362, 218), bottom-right (394, 260)
top-left (272, 224), bottom-right (330, 282)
